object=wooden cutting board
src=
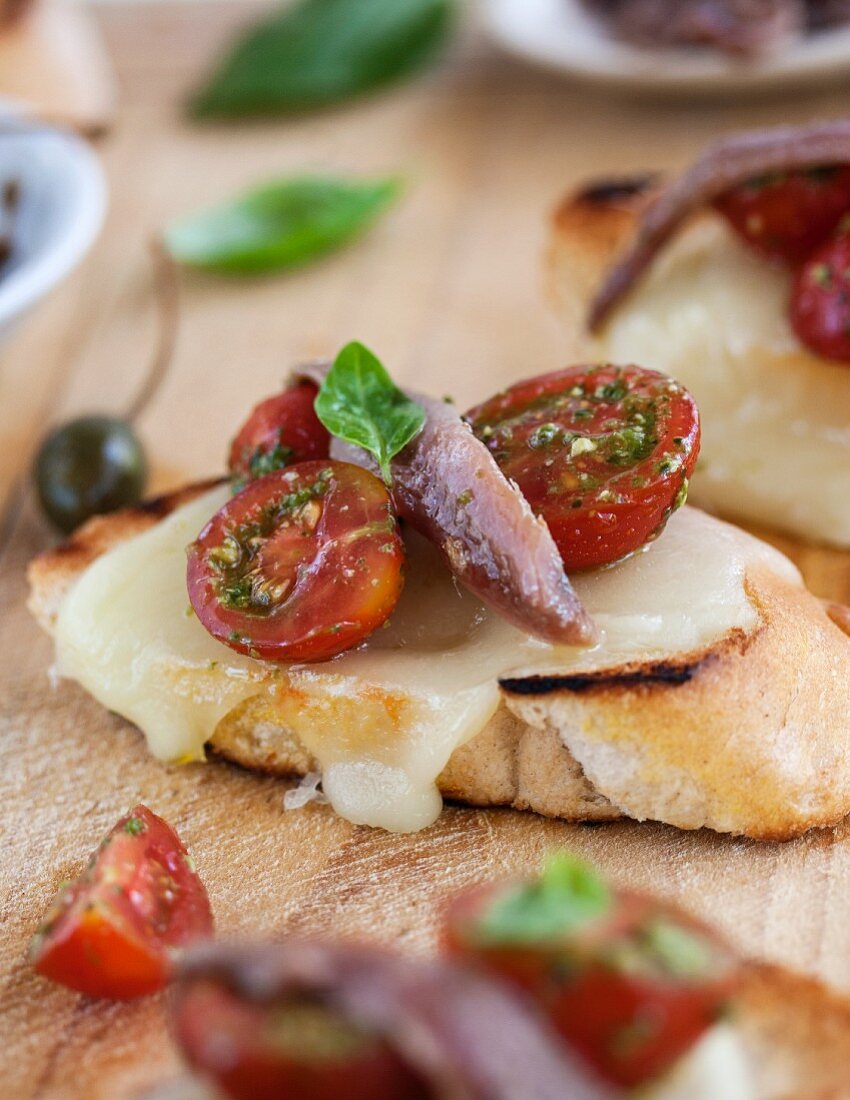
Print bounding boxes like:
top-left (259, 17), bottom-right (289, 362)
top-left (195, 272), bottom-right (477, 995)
top-left (1, 5), bottom-right (849, 1096)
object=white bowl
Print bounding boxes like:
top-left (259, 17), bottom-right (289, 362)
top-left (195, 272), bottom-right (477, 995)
top-left (483, 0), bottom-right (850, 97)
top-left (0, 118), bottom-right (106, 332)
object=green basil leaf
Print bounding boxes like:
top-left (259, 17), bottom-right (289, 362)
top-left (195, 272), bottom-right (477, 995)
top-left (164, 175), bottom-right (401, 275)
top-left (190, 0), bottom-right (455, 119)
top-left (640, 919), bottom-right (712, 980)
top-left (474, 851), bottom-right (611, 947)
top-left (314, 341), bottom-right (425, 482)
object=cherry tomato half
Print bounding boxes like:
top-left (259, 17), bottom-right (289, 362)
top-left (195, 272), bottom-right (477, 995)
top-left (187, 461), bottom-right (405, 663)
top-left (174, 979), bottom-right (431, 1100)
top-left (790, 228), bottom-right (850, 364)
top-left (30, 805), bottom-right (212, 1000)
top-left (228, 382), bottom-right (330, 488)
top-left (714, 166), bottom-right (850, 264)
top-left (444, 879), bottom-right (739, 1088)
top-left (465, 365), bottom-right (700, 571)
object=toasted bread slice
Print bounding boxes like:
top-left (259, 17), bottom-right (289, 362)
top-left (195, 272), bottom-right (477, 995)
top-left (548, 176), bottom-right (657, 349)
top-left (28, 483), bottom-right (850, 841)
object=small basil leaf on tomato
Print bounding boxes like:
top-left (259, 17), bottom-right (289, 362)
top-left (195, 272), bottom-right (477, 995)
top-left (475, 851), bottom-right (611, 947)
top-left (315, 341), bottom-right (425, 482)
top-left (189, 0), bottom-right (455, 119)
top-left (164, 176), bottom-right (401, 276)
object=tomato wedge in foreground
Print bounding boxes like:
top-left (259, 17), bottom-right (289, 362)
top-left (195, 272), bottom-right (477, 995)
top-left (187, 461), bottom-right (405, 663)
top-left (443, 853), bottom-right (740, 1088)
top-left (228, 381), bottom-right (330, 488)
top-left (466, 365), bottom-right (700, 571)
top-left (791, 228), bottom-right (850, 364)
top-left (175, 978), bottom-right (430, 1100)
top-left (30, 805), bottom-right (212, 1000)
top-left (714, 166), bottom-right (850, 264)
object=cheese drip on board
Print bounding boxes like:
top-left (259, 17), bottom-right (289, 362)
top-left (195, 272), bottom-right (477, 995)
top-left (55, 487), bottom-right (799, 832)
top-left (587, 217), bottom-right (850, 547)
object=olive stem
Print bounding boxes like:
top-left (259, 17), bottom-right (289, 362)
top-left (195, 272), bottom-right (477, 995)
top-left (125, 237), bottom-right (180, 426)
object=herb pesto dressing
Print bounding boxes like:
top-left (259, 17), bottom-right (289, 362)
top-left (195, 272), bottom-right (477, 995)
top-left (55, 487), bottom-right (799, 833)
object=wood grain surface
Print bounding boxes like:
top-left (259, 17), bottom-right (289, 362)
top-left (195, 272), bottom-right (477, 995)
top-left (2, 4), bottom-right (850, 1096)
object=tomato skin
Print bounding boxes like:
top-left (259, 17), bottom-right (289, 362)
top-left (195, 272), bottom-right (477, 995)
top-left (228, 382), bottom-right (330, 485)
top-left (174, 979), bottom-right (431, 1100)
top-left (714, 167), bottom-right (850, 264)
top-left (30, 805), bottom-right (212, 1000)
top-left (187, 461), bottom-right (405, 664)
top-left (466, 365), bottom-right (700, 571)
top-left (790, 230), bottom-right (850, 364)
top-left (443, 883), bottom-right (739, 1089)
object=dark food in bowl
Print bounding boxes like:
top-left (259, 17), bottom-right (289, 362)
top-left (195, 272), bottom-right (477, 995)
top-left (808, 0), bottom-right (850, 28)
top-left (0, 178), bottom-right (19, 270)
top-left (577, 0), bottom-right (850, 56)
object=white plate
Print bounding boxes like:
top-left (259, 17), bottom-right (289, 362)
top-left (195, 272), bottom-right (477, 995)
top-left (482, 0), bottom-right (850, 96)
top-left (0, 117), bottom-right (106, 333)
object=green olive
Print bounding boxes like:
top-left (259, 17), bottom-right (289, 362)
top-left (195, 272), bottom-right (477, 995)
top-left (34, 415), bottom-right (148, 533)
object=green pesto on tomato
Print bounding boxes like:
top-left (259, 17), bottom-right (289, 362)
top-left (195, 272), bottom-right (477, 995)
top-left (187, 460), bottom-right (405, 663)
top-left (465, 365), bottom-right (700, 571)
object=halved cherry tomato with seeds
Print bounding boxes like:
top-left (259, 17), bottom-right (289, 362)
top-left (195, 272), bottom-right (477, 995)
top-left (187, 460), bottom-right (405, 663)
top-left (228, 381), bottom-right (330, 489)
top-left (30, 805), bottom-right (212, 1000)
top-left (443, 855), bottom-right (739, 1088)
top-left (466, 365), bottom-right (699, 571)
top-left (790, 228), bottom-right (850, 364)
top-left (174, 979), bottom-right (431, 1100)
top-left (714, 166), bottom-right (850, 264)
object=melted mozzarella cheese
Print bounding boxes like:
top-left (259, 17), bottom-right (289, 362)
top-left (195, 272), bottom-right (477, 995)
top-left (55, 487), bottom-right (799, 832)
top-left (589, 217), bottom-right (850, 547)
top-left (637, 1025), bottom-right (754, 1100)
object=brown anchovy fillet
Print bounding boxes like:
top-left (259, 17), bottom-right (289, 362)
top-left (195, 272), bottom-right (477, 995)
top-left (578, 0), bottom-right (804, 57)
top-left (588, 119), bottom-right (850, 332)
top-left (174, 942), bottom-right (611, 1100)
top-left (298, 362), bottom-right (597, 647)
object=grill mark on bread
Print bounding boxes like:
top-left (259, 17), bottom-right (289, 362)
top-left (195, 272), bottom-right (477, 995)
top-left (137, 479), bottom-right (222, 519)
top-left (573, 175), bottom-right (659, 208)
top-left (499, 661), bottom-right (699, 695)
top-left (499, 627), bottom-right (754, 696)
top-left (35, 481), bottom-right (221, 567)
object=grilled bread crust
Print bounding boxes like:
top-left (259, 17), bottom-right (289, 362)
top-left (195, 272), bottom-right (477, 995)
top-left (27, 484), bottom-right (850, 841)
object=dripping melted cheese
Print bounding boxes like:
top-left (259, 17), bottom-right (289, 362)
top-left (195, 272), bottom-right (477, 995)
top-left (587, 217), bottom-right (850, 547)
top-left (55, 487), bottom-right (799, 832)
